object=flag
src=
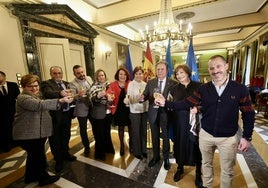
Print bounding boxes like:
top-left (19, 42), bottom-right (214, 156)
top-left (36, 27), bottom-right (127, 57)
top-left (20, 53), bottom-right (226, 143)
top-left (125, 45), bottom-right (134, 80)
top-left (165, 38), bottom-right (173, 77)
top-left (186, 39), bottom-right (200, 81)
top-left (143, 42), bottom-right (155, 81)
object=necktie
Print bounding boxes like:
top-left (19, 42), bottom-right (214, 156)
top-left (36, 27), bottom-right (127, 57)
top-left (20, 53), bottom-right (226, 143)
top-left (159, 80), bottom-right (163, 94)
top-left (58, 83), bottom-right (69, 111)
top-left (58, 83), bottom-right (65, 91)
top-left (2, 85), bottom-right (7, 96)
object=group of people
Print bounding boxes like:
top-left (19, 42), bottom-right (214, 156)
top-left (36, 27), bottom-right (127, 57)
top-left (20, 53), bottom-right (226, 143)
top-left (1, 54), bottom-right (255, 188)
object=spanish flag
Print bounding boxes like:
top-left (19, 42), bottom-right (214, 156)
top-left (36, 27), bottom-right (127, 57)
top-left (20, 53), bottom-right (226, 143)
top-left (143, 42), bottom-right (155, 81)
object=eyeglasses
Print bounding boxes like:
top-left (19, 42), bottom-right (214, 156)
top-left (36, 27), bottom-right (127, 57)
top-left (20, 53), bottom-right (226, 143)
top-left (26, 85), bottom-right (39, 88)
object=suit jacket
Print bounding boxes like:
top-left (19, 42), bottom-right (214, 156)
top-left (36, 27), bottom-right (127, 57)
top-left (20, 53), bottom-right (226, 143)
top-left (69, 76), bottom-right (93, 117)
top-left (40, 79), bottom-right (71, 115)
top-left (0, 81), bottom-right (20, 123)
top-left (13, 92), bottom-right (58, 140)
top-left (143, 77), bottom-right (177, 124)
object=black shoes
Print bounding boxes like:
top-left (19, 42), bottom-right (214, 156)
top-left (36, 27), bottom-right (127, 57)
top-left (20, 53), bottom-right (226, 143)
top-left (142, 153), bottom-right (147, 159)
top-left (135, 155), bottom-right (143, 160)
top-left (195, 173), bottom-right (203, 187)
top-left (55, 162), bottom-right (63, 173)
top-left (64, 154), bottom-right (77, 161)
top-left (84, 148), bottom-right (90, 157)
top-left (164, 159), bottom-right (171, 170)
top-left (148, 158), bottom-right (160, 167)
top-left (38, 175), bottom-right (60, 186)
top-left (173, 167), bottom-right (184, 182)
top-left (95, 153), bottom-right (105, 161)
top-left (24, 177), bottom-right (38, 184)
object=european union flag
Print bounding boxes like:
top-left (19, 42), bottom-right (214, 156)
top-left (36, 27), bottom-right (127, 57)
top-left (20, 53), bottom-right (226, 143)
top-left (186, 39), bottom-right (200, 81)
top-left (125, 45), bottom-right (134, 80)
top-left (165, 38), bottom-right (173, 78)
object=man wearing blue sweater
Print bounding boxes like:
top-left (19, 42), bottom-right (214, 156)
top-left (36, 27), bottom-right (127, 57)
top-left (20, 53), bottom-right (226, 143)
top-left (156, 55), bottom-right (255, 188)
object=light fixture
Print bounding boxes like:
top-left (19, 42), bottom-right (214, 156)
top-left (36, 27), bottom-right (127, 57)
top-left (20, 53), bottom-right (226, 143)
top-left (105, 47), bottom-right (112, 60)
top-left (138, 0), bottom-right (194, 54)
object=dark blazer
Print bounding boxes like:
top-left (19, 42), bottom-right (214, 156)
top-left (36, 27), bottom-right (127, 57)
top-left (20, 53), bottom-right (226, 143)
top-left (40, 79), bottom-right (69, 100)
top-left (40, 79), bottom-right (71, 117)
top-left (0, 81), bottom-right (20, 122)
top-left (0, 81), bottom-right (20, 150)
top-left (143, 77), bottom-right (177, 124)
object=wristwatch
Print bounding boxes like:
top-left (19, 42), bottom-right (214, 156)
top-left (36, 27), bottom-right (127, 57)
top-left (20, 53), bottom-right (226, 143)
top-left (243, 137), bottom-right (252, 142)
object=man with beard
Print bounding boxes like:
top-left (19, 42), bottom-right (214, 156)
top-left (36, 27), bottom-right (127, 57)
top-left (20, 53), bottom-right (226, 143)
top-left (40, 66), bottom-right (77, 173)
top-left (155, 55), bottom-right (255, 188)
top-left (69, 65), bottom-right (93, 156)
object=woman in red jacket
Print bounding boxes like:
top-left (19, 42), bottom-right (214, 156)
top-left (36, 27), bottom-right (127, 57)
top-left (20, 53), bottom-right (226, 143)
top-left (107, 67), bottom-right (131, 156)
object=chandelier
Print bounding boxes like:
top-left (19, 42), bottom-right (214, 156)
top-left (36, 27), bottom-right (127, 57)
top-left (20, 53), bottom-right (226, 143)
top-left (138, 0), bottom-right (194, 54)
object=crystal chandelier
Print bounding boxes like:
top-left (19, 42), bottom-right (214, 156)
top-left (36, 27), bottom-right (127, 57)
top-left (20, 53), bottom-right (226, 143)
top-left (138, 0), bottom-right (194, 54)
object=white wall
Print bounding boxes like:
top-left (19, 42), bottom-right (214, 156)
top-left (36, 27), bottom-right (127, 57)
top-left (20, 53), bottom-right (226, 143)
top-left (93, 29), bottom-right (145, 81)
top-left (0, 5), bottom-right (27, 83)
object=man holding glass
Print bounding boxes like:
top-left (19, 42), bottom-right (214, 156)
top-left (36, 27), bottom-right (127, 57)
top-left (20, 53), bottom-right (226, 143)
top-left (69, 65), bottom-right (93, 157)
top-left (40, 66), bottom-right (76, 173)
top-left (142, 61), bottom-right (177, 170)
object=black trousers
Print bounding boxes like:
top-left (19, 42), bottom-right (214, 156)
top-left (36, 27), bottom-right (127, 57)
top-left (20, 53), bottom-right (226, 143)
top-left (91, 118), bottom-right (106, 157)
top-left (49, 110), bottom-right (72, 162)
top-left (18, 138), bottom-right (48, 181)
top-left (150, 111), bottom-right (169, 160)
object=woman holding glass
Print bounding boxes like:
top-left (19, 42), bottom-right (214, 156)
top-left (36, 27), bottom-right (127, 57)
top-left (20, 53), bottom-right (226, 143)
top-left (124, 66), bottom-right (148, 159)
top-left (169, 64), bottom-right (202, 186)
top-left (12, 74), bottom-right (73, 186)
top-left (90, 69), bottom-right (114, 160)
top-left (107, 67), bottom-right (131, 156)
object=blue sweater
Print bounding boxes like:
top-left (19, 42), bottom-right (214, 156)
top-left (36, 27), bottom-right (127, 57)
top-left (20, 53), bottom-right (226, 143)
top-left (166, 80), bottom-right (255, 138)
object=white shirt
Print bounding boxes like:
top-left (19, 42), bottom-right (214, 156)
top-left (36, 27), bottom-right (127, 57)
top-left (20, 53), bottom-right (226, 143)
top-left (127, 80), bottom-right (148, 113)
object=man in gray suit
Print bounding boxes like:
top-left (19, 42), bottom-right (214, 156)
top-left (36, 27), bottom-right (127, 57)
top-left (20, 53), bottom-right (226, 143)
top-left (69, 65), bottom-right (93, 156)
top-left (142, 61), bottom-right (177, 170)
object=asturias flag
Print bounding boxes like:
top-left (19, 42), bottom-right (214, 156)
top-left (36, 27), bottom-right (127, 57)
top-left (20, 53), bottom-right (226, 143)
top-left (165, 38), bottom-right (173, 78)
top-left (186, 39), bottom-right (200, 81)
top-left (143, 42), bottom-right (155, 81)
top-left (125, 45), bottom-right (134, 80)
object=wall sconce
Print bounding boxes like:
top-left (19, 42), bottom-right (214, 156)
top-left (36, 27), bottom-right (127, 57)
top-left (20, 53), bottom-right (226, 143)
top-left (105, 47), bottom-right (112, 60)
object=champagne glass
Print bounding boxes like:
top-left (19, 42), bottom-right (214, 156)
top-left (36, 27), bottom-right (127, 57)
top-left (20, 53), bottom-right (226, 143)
top-left (80, 86), bottom-right (87, 97)
top-left (153, 88), bottom-right (160, 108)
top-left (125, 94), bottom-right (130, 107)
top-left (138, 87), bottom-right (144, 103)
top-left (66, 89), bottom-right (76, 107)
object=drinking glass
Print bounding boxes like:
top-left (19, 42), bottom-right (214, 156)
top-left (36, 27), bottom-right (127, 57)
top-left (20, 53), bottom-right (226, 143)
top-left (138, 87), bottom-right (144, 103)
top-left (125, 94), bottom-right (130, 107)
top-left (153, 88), bottom-right (160, 108)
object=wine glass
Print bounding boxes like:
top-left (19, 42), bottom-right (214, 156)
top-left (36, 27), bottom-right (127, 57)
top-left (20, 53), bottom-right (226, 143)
top-left (125, 94), bottom-right (130, 107)
top-left (138, 87), bottom-right (144, 103)
top-left (80, 86), bottom-right (87, 97)
top-left (153, 88), bottom-right (160, 108)
top-left (66, 89), bottom-right (76, 107)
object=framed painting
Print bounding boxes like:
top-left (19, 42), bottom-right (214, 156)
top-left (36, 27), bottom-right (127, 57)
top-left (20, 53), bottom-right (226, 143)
top-left (117, 42), bottom-right (128, 68)
top-left (255, 37), bottom-right (267, 76)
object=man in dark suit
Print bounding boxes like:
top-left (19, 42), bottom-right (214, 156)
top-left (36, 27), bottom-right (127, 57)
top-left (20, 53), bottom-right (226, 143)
top-left (40, 66), bottom-right (76, 173)
top-left (142, 61), bottom-right (177, 170)
top-left (0, 71), bottom-right (20, 152)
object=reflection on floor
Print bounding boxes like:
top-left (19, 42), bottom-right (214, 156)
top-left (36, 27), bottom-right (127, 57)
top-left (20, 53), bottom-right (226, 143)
top-left (1, 113), bottom-right (268, 188)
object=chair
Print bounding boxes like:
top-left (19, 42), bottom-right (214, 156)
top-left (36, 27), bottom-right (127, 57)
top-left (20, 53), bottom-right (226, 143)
top-left (256, 93), bottom-right (268, 117)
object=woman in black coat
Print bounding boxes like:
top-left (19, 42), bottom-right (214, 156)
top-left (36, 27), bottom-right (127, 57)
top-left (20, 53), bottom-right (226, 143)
top-left (169, 64), bottom-right (202, 186)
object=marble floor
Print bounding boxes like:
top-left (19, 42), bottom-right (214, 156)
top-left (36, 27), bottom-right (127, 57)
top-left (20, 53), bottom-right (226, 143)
top-left (0, 112), bottom-right (268, 188)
